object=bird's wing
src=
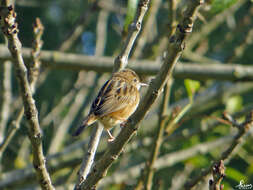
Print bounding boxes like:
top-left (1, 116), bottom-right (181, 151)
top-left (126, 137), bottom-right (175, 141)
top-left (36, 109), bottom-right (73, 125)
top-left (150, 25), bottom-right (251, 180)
top-left (90, 77), bottom-right (138, 117)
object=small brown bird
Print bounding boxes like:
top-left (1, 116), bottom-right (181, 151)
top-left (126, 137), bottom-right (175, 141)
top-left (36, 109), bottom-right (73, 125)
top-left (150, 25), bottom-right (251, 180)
top-left (73, 69), bottom-right (147, 141)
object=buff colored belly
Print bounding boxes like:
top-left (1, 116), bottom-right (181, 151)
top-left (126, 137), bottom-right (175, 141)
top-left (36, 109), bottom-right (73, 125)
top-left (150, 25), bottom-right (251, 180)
top-left (99, 116), bottom-right (122, 129)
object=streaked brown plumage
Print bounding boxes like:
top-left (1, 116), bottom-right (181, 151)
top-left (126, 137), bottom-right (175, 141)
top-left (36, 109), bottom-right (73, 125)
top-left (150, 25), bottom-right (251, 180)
top-left (73, 69), bottom-right (147, 141)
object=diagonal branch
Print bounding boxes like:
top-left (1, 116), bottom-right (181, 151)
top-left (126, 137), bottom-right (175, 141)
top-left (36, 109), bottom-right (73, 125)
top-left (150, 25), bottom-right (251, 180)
top-left (113, 0), bottom-right (151, 71)
top-left (184, 112), bottom-right (253, 190)
top-left (0, 18), bottom-right (44, 156)
top-left (75, 0), bottom-right (151, 189)
top-left (0, 61), bottom-right (12, 143)
top-left (74, 7), bottom-right (110, 188)
top-left (0, 6), bottom-right (54, 190)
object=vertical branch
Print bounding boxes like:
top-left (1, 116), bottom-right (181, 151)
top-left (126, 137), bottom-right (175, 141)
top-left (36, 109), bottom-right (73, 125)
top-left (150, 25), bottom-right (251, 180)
top-left (186, 0), bottom-right (246, 51)
top-left (0, 18), bottom-right (44, 156)
top-left (114, 0), bottom-right (151, 71)
top-left (29, 18), bottom-right (44, 91)
top-left (139, 3), bottom-right (178, 187)
top-left (132, 0), bottom-right (163, 59)
top-left (74, 124), bottom-right (103, 189)
top-left (95, 9), bottom-right (109, 56)
top-left (0, 6), bottom-right (54, 190)
top-left (74, 7), bottom-right (110, 189)
top-left (227, 28), bottom-right (253, 62)
top-left (155, 0), bottom-right (178, 57)
top-left (142, 79), bottom-right (173, 190)
top-left (209, 161), bottom-right (225, 190)
top-left (0, 61), bottom-right (12, 142)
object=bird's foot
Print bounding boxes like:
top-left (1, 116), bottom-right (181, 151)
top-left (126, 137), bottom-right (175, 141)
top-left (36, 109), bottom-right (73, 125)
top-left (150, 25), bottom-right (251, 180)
top-left (107, 136), bottom-right (115, 142)
top-left (106, 129), bottom-right (115, 142)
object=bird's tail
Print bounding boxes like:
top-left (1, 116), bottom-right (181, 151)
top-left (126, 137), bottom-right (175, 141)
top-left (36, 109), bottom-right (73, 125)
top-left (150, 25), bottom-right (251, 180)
top-left (72, 114), bottom-right (97, 136)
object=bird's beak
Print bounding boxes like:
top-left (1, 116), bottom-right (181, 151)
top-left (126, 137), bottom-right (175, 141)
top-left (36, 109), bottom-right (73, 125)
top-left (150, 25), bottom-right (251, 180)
top-left (140, 83), bottom-right (148, 87)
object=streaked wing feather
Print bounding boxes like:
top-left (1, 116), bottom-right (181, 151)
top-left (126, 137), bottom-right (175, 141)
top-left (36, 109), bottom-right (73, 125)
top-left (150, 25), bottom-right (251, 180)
top-left (92, 78), bottom-right (136, 117)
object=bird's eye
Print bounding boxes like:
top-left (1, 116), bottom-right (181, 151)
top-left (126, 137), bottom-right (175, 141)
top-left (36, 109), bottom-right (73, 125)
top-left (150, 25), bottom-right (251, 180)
top-left (133, 78), bottom-right (137, 82)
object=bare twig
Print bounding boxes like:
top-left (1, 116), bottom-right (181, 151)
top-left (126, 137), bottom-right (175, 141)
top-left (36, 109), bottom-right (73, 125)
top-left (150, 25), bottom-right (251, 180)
top-left (186, 0), bottom-right (246, 50)
top-left (184, 112), bottom-right (253, 190)
top-left (95, 9), bottom-right (109, 56)
top-left (132, 0), bottom-right (163, 58)
top-left (48, 87), bottom-right (90, 154)
top-left (74, 7), bottom-right (110, 188)
top-left (155, 0), bottom-right (178, 58)
top-left (113, 0), bottom-right (151, 71)
top-left (0, 18), bottom-right (44, 156)
top-left (0, 6), bottom-right (54, 190)
top-left (74, 124), bottom-right (103, 189)
top-left (29, 18), bottom-right (44, 90)
top-left (136, 6), bottom-right (178, 187)
top-left (0, 61), bottom-right (12, 142)
top-left (227, 28), bottom-right (253, 62)
top-left (2, 45), bottom-right (253, 81)
top-left (142, 80), bottom-right (173, 190)
top-left (209, 160), bottom-right (225, 190)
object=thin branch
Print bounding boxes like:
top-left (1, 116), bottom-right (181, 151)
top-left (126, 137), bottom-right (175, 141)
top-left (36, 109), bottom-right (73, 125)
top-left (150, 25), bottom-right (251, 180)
top-left (113, 0), bottom-right (151, 71)
top-left (76, 0), bottom-right (152, 188)
top-left (142, 80), bottom-right (173, 190)
top-left (40, 88), bottom-right (77, 127)
top-left (48, 73), bottom-right (102, 154)
top-left (155, 0), bottom-right (178, 59)
top-left (170, 165), bottom-right (194, 190)
top-left (132, 0), bottom-right (163, 58)
top-left (74, 124), bottom-right (103, 189)
top-left (74, 7), bottom-right (110, 188)
top-left (184, 111), bottom-right (253, 190)
top-left (186, 0), bottom-right (246, 50)
top-left (0, 6), bottom-right (54, 190)
top-left (99, 134), bottom-right (234, 188)
top-left (2, 45), bottom-right (253, 81)
top-left (0, 18), bottom-right (44, 156)
top-left (79, 0), bottom-right (203, 189)
top-left (227, 28), bottom-right (253, 62)
top-left (59, 0), bottom-right (99, 51)
top-left (137, 5), bottom-right (178, 177)
top-left (0, 61), bottom-right (12, 142)
top-left (209, 160), bottom-right (225, 190)
top-left (47, 87), bottom-right (89, 154)
top-left (95, 9), bottom-right (109, 56)
top-left (0, 131), bottom-right (236, 189)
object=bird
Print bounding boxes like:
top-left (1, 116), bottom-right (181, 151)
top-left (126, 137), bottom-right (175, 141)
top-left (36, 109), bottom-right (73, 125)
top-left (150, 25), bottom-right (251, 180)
top-left (72, 69), bottom-right (147, 142)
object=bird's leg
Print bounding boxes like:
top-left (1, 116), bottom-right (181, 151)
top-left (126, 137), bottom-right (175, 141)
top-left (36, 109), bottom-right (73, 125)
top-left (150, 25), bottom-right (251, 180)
top-left (107, 129), bottom-right (115, 142)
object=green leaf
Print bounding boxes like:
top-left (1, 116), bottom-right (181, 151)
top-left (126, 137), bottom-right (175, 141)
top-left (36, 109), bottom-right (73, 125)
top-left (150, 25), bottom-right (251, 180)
top-left (184, 79), bottom-right (200, 101)
top-left (124, 0), bottom-right (138, 32)
top-left (211, 0), bottom-right (238, 14)
top-left (225, 95), bottom-right (243, 114)
top-left (226, 167), bottom-right (247, 182)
